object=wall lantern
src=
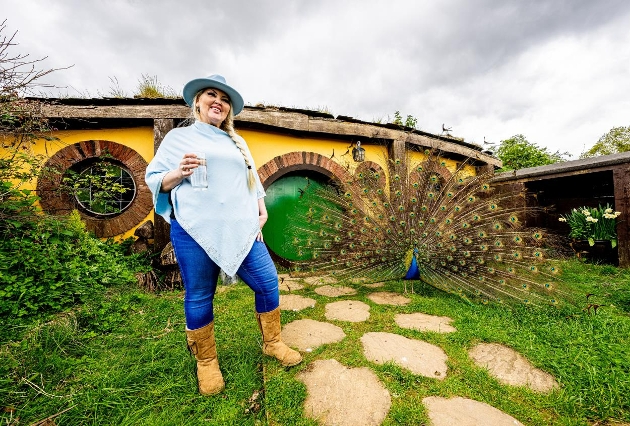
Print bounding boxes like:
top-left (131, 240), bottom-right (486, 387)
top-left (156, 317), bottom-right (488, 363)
top-left (352, 141), bottom-right (365, 162)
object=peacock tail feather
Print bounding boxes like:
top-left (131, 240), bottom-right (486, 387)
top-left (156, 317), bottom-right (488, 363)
top-left (287, 148), bottom-right (568, 306)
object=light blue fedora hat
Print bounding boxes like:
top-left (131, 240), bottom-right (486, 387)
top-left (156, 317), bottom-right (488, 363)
top-left (182, 74), bottom-right (244, 115)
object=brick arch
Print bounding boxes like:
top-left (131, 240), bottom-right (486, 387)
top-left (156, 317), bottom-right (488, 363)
top-left (36, 140), bottom-right (152, 238)
top-left (354, 160), bottom-right (386, 189)
top-left (408, 159), bottom-right (452, 184)
top-left (257, 151), bottom-right (353, 188)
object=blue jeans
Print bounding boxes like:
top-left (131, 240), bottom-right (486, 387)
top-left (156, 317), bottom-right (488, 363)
top-left (170, 219), bottom-right (280, 330)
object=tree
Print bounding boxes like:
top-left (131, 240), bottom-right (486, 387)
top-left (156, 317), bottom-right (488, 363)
top-left (494, 134), bottom-right (567, 172)
top-left (1, 20), bottom-right (58, 231)
top-left (580, 126), bottom-right (630, 158)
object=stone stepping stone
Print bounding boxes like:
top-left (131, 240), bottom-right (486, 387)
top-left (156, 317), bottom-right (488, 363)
top-left (367, 291), bottom-right (411, 306)
top-left (280, 294), bottom-right (316, 311)
top-left (469, 343), bottom-right (559, 392)
top-left (361, 332), bottom-right (448, 379)
top-left (314, 285), bottom-right (357, 297)
top-left (395, 312), bottom-right (456, 333)
top-left (279, 280), bottom-right (304, 292)
top-left (325, 300), bottom-right (370, 322)
top-left (422, 396), bottom-right (524, 426)
top-left (281, 319), bottom-right (346, 352)
top-left (297, 359), bottom-right (391, 426)
top-left (363, 282), bottom-right (385, 288)
top-left (303, 275), bottom-right (338, 285)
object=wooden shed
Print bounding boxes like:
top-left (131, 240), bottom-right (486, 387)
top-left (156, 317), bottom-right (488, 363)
top-left (492, 152), bottom-right (630, 267)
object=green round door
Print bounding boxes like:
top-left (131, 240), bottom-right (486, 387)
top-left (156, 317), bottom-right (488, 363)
top-left (264, 171), bottom-right (328, 261)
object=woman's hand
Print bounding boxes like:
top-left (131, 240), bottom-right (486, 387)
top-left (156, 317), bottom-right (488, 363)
top-left (256, 229), bottom-right (264, 242)
top-left (179, 153), bottom-right (201, 176)
top-left (159, 153), bottom-right (202, 192)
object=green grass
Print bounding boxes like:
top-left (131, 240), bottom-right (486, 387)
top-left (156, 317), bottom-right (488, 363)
top-left (2, 258), bottom-right (630, 425)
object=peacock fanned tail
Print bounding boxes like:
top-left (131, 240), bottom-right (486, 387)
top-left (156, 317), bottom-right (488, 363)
top-left (288, 148), bottom-right (568, 306)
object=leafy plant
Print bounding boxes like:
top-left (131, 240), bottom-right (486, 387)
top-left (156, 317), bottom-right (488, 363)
top-left (559, 204), bottom-right (621, 247)
top-left (0, 210), bottom-right (147, 322)
top-left (60, 157), bottom-right (132, 215)
top-left (392, 111), bottom-right (418, 129)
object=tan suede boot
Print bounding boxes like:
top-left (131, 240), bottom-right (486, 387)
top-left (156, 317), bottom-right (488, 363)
top-left (255, 307), bottom-right (302, 367)
top-left (186, 322), bottom-right (225, 395)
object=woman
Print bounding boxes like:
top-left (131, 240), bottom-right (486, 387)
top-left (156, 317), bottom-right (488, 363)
top-left (145, 74), bottom-right (302, 396)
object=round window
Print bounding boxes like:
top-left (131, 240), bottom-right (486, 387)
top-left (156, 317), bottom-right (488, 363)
top-left (73, 162), bottom-right (137, 216)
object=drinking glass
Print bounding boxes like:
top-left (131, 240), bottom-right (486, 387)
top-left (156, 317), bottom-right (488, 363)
top-left (190, 151), bottom-right (208, 190)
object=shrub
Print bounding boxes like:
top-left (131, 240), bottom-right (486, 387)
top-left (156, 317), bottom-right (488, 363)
top-left (0, 210), bottom-right (146, 323)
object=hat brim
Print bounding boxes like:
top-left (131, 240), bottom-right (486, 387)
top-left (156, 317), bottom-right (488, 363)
top-left (182, 77), bottom-right (244, 116)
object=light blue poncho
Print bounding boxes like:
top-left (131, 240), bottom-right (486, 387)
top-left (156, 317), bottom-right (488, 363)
top-left (145, 121), bottom-right (265, 276)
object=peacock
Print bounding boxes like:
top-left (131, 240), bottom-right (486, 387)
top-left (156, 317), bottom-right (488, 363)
top-left (287, 147), bottom-right (567, 306)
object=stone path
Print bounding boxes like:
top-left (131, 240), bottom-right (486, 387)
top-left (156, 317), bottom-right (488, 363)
top-left (276, 273), bottom-right (560, 426)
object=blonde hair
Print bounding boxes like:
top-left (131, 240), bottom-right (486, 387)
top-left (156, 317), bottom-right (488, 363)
top-left (192, 90), bottom-right (256, 190)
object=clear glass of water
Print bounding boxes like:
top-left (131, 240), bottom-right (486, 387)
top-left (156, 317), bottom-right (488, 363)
top-left (190, 151), bottom-right (208, 191)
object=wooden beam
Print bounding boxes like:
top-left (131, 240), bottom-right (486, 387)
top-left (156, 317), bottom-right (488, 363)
top-left (613, 165), bottom-right (630, 267)
top-left (39, 103), bottom-right (499, 167)
top-left (152, 119), bottom-right (174, 254)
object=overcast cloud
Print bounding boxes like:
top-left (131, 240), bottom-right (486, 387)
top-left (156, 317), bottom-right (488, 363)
top-left (4, 0), bottom-right (630, 157)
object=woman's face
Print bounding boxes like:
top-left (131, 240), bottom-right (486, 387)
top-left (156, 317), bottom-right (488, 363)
top-left (196, 87), bottom-right (231, 126)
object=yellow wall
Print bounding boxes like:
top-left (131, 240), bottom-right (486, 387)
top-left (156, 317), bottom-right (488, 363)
top-left (20, 125), bottom-right (477, 240)
top-left (240, 129), bottom-right (389, 175)
top-left (32, 127), bottom-right (155, 162)
top-left (29, 128), bottom-right (155, 240)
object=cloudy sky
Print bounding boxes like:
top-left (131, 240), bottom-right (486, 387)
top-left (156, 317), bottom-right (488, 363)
top-left (4, 0), bottom-right (630, 157)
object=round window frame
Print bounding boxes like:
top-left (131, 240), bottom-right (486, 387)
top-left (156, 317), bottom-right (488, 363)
top-left (36, 140), bottom-right (153, 238)
top-left (72, 160), bottom-right (138, 218)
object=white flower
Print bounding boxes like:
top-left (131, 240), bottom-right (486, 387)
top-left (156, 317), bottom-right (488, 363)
top-left (586, 216), bottom-right (596, 222)
top-left (558, 217), bottom-right (567, 222)
top-left (582, 210), bottom-right (591, 216)
top-left (591, 218), bottom-right (598, 223)
top-left (603, 214), bottom-right (614, 219)
top-left (605, 208), bottom-right (613, 214)
top-left (615, 211), bottom-right (622, 217)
